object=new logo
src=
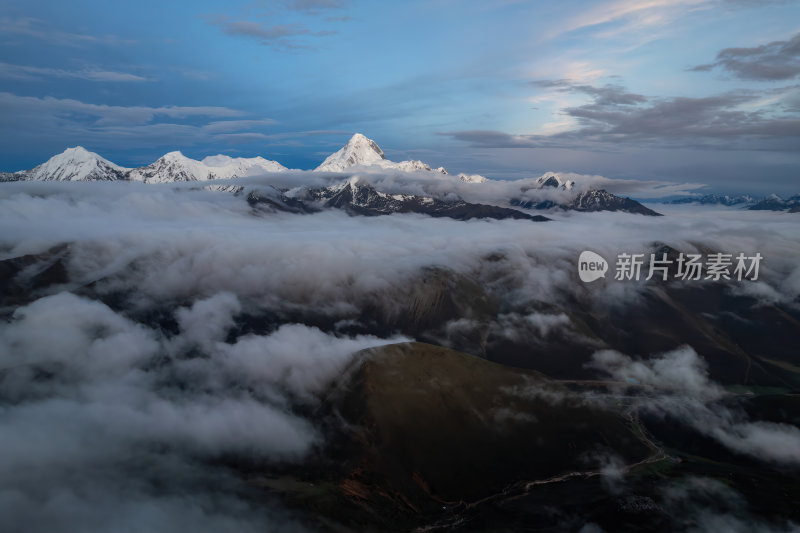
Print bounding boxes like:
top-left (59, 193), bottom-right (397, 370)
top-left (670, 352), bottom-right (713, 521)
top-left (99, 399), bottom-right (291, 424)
top-left (578, 251), bottom-right (608, 283)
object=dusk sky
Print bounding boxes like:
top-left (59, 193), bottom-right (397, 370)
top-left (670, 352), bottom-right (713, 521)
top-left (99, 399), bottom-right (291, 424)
top-left (1, 0), bottom-right (799, 194)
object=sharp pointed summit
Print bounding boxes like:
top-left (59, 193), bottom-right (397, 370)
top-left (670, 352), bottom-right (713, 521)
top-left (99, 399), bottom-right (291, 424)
top-left (314, 133), bottom-right (387, 172)
top-left (313, 133), bottom-right (486, 181)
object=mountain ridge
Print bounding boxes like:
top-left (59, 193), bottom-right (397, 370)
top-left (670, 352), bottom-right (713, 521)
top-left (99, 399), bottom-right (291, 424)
top-left (8, 146), bottom-right (130, 182)
top-left (0, 136), bottom-right (665, 216)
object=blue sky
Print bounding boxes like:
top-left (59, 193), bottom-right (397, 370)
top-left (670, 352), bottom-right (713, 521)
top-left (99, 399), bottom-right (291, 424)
top-left (1, 0), bottom-right (799, 194)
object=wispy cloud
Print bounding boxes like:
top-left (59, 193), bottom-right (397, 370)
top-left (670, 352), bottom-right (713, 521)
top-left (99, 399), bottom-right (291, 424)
top-left (543, 0), bottom-right (708, 41)
top-left (0, 62), bottom-right (148, 82)
top-left (0, 16), bottom-right (135, 47)
top-left (439, 130), bottom-right (544, 148)
top-left (690, 32), bottom-right (800, 81)
top-left (590, 346), bottom-right (800, 465)
top-left (0, 92), bottom-right (243, 125)
top-left (533, 80), bottom-right (647, 106)
top-left (204, 0), bottom-right (343, 52)
top-left (283, 0), bottom-right (347, 12)
top-left (205, 15), bottom-right (337, 50)
top-left (0, 92), bottom-right (280, 151)
top-left (202, 119), bottom-right (279, 133)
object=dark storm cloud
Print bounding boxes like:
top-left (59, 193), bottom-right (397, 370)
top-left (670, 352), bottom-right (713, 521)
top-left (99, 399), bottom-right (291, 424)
top-left (690, 32), bottom-right (800, 80)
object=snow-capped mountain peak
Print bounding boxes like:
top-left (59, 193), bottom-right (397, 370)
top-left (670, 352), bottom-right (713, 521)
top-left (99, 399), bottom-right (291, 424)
top-left (162, 150), bottom-right (189, 162)
top-left (535, 174), bottom-right (574, 190)
top-left (129, 152), bottom-right (288, 183)
top-left (315, 133), bottom-right (387, 172)
top-left (457, 173), bottom-right (488, 183)
top-left (347, 133), bottom-right (385, 159)
top-left (128, 152), bottom-right (207, 183)
top-left (27, 146), bottom-right (130, 182)
top-left (314, 134), bottom-right (487, 183)
top-left (199, 155), bottom-right (288, 176)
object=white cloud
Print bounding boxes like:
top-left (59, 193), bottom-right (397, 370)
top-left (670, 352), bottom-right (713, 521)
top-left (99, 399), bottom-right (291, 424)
top-left (545, 0), bottom-right (710, 41)
top-left (0, 284), bottom-right (401, 531)
top-left (0, 177), bottom-right (798, 529)
top-left (590, 346), bottom-right (800, 465)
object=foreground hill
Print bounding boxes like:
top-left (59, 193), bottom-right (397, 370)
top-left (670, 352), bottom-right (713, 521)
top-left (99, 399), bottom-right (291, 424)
top-left (257, 342), bottom-right (654, 530)
top-left (255, 342), bottom-right (800, 532)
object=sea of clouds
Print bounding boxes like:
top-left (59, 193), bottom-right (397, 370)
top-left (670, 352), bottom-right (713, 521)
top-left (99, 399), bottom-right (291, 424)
top-left (0, 178), bottom-right (798, 531)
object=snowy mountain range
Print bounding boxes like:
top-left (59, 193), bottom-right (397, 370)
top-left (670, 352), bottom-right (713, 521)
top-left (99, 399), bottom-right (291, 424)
top-left (667, 193), bottom-right (756, 206)
top-left (128, 152), bottom-right (287, 183)
top-left (1, 134), bottom-right (663, 216)
top-left (0, 134), bottom-right (484, 183)
top-left (0, 147), bottom-right (287, 184)
top-left (511, 188), bottom-right (661, 216)
top-left (247, 177), bottom-right (551, 221)
top-left (665, 193), bottom-right (800, 212)
top-left (747, 194), bottom-right (800, 212)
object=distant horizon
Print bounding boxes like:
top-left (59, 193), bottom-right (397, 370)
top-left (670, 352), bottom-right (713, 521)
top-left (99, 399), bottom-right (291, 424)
top-left (1, 136), bottom-right (794, 200)
top-left (2, 1), bottom-right (799, 195)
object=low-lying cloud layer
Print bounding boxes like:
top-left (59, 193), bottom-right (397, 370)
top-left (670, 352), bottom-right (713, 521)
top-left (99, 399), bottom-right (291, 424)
top-left (590, 346), bottom-right (800, 465)
top-left (2, 179), bottom-right (800, 317)
top-left (0, 288), bottom-right (403, 532)
top-left (0, 179), bottom-right (798, 531)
